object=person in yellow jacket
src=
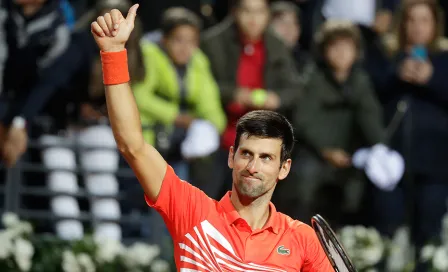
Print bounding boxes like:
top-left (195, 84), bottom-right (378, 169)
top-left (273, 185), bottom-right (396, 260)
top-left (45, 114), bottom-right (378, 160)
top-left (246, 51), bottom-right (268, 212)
top-left (133, 7), bottom-right (226, 186)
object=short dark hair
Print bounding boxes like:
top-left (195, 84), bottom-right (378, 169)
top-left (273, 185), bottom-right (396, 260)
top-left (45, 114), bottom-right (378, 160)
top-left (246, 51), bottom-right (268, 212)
top-left (161, 7), bottom-right (202, 36)
top-left (270, 1), bottom-right (301, 22)
top-left (314, 20), bottom-right (361, 56)
top-left (234, 110), bottom-right (295, 163)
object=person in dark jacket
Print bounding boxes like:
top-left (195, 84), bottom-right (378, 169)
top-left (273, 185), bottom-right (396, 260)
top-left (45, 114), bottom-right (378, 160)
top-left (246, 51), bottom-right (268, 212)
top-left (288, 20), bottom-right (384, 227)
top-left (367, 1), bottom-right (448, 270)
top-left (0, 0), bottom-right (71, 166)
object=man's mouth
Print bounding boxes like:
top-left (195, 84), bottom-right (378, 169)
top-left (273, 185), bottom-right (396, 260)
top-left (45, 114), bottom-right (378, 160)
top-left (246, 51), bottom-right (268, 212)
top-left (242, 175), bottom-right (260, 182)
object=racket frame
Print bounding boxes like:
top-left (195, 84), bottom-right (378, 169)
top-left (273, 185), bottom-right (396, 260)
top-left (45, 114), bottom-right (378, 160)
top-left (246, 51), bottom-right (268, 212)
top-left (311, 214), bottom-right (357, 272)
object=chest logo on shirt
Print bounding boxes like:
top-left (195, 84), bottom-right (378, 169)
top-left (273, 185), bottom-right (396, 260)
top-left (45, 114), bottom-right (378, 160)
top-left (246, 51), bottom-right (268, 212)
top-left (277, 245), bottom-right (290, 255)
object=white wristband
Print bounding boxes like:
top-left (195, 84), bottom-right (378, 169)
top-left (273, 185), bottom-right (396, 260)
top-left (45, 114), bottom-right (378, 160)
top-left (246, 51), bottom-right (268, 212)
top-left (12, 116), bottom-right (26, 129)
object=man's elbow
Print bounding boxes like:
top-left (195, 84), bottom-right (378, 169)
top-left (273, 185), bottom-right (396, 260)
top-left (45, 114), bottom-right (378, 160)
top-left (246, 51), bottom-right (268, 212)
top-left (118, 144), bottom-right (146, 161)
top-left (116, 136), bottom-right (146, 160)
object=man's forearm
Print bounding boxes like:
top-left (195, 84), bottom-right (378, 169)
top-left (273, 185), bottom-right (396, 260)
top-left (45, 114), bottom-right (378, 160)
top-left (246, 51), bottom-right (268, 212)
top-left (105, 82), bottom-right (145, 156)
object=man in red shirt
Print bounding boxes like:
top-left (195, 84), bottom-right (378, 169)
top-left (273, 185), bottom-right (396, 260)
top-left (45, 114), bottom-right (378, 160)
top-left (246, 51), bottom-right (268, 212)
top-left (91, 5), bottom-right (333, 271)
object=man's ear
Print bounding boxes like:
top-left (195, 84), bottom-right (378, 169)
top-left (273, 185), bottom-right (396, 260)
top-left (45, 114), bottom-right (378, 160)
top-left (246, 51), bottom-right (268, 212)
top-left (278, 158), bottom-right (292, 181)
top-left (228, 146), bottom-right (235, 169)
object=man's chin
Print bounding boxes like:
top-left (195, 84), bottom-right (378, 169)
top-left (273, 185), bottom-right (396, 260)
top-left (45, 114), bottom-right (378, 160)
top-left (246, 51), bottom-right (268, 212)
top-left (236, 184), bottom-right (263, 199)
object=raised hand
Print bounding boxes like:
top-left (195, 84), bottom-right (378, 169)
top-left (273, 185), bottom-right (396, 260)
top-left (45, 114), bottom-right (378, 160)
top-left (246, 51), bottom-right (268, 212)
top-left (91, 4), bottom-right (139, 52)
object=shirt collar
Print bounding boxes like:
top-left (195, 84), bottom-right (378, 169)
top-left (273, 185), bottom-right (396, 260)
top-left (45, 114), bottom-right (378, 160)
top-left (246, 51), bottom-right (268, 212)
top-left (219, 192), bottom-right (280, 234)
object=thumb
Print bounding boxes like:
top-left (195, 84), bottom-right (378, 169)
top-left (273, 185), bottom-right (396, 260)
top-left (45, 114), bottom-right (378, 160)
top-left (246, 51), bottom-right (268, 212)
top-left (126, 4), bottom-right (139, 25)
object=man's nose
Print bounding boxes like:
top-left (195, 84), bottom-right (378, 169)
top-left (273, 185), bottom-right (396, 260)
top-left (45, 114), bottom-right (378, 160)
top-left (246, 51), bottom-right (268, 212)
top-left (246, 158), bottom-right (260, 174)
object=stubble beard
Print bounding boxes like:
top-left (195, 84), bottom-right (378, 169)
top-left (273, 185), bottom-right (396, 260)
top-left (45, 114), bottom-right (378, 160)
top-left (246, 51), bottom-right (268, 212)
top-left (236, 176), bottom-right (266, 199)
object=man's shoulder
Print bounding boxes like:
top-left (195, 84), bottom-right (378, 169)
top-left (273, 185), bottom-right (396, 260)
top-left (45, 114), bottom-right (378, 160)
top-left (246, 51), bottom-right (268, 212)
top-left (277, 212), bottom-right (316, 238)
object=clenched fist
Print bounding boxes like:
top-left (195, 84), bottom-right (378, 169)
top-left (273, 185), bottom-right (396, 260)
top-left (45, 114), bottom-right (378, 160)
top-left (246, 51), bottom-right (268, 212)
top-left (91, 4), bottom-right (139, 52)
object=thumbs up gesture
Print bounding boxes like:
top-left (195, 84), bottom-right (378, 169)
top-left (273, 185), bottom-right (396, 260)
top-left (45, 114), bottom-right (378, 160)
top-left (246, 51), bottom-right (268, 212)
top-left (91, 4), bottom-right (139, 52)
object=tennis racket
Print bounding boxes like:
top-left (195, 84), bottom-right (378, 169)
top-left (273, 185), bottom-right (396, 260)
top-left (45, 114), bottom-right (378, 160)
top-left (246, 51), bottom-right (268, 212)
top-left (311, 214), bottom-right (357, 272)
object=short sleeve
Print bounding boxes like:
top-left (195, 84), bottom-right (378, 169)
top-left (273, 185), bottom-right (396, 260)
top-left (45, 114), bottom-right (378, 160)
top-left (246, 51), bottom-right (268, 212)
top-left (297, 225), bottom-right (334, 272)
top-left (144, 165), bottom-right (214, 239)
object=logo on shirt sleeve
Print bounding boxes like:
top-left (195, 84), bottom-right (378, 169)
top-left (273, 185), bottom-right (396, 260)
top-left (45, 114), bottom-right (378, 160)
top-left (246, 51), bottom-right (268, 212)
top-left (277, 245), bottom-right (290, 255)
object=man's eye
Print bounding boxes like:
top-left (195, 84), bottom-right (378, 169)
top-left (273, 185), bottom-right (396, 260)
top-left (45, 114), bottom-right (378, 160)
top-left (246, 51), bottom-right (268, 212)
top-left (261, 156), bottom-right (272, 161)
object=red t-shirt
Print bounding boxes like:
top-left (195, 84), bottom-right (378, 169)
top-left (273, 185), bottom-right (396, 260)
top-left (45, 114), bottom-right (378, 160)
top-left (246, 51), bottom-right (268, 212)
top-left (145, 165), bottom-right (334, 271)
top-left (221, 40), bottom-right (266, 150)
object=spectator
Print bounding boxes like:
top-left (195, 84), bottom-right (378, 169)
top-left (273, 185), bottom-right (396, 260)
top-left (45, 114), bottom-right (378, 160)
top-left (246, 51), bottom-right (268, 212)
top-left (292, 20), bottom-right (384, 226)
top-left (369, 1), bottom-right (448, 270)
top-left (201, 0), bottom-right (301, 197)
top-left (134, 7), bottom-right (226, 192)
top-left (0, 0), bottom-right (71, 167)
top-left (270, 1), bottom-right (301, 49)
top-left (270, 1), bottom-right (313, 82)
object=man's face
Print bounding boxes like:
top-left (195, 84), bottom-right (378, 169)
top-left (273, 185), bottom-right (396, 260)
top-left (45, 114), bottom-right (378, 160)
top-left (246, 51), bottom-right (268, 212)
top-left (235, 0), bottom-right (270, 40)
top-left (228, 135), bottom-right (291, 199)
top-left (325, 38), bottom-right (357, 72)
top-left (163, 25), bottom-right (199, 66)
top-left (271, 12), bottom-right (300, 48)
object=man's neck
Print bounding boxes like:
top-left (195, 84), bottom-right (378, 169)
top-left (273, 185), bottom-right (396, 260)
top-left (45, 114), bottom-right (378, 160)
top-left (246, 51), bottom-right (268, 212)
top-left (230, 188), bottom-right (272, 230)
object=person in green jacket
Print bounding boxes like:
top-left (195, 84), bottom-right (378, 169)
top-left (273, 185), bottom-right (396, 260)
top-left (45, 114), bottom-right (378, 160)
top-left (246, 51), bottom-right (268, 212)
top-left (133, 7), bottom-right (226, 183)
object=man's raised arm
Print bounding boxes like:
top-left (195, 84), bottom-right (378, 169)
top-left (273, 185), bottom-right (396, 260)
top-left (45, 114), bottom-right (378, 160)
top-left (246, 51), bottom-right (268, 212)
top-left (91, 4), bottom-right (166, 202)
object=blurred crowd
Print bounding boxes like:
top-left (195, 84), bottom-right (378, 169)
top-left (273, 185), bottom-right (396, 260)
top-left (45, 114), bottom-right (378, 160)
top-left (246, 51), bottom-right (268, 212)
top-left (0, 0), bottom-right (447, 270)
